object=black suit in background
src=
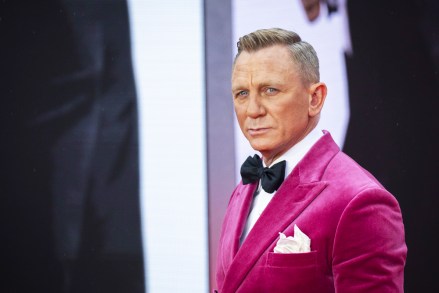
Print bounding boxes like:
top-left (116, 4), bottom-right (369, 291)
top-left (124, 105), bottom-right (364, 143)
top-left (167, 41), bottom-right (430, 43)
top-left (342, 0), bottom-right (439, 291)
top-left (1, 1), bottom-right (144, 292)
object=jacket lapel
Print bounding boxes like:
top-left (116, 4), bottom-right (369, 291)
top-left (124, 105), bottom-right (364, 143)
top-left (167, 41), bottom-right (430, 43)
top-left (221, 132), bottom-right (340, 292)
top-left (219, 182), bottom-right (257, 274)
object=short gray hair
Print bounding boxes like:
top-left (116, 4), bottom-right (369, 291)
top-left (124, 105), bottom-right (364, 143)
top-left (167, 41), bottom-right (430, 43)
top-left (235, 28), bottom-right (320, 85)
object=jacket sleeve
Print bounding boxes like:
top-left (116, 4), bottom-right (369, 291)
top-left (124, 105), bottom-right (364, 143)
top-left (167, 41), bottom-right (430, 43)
top-left (332, 188), bottom-right (407, 292)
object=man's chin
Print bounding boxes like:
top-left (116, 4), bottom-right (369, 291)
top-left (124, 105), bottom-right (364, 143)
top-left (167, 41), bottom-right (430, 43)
top-left (249, 142), bottom-right (272, 155)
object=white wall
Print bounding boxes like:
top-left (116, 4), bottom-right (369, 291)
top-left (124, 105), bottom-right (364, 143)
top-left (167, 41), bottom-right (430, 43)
top-left (128, 1), bottom-right (208, 292)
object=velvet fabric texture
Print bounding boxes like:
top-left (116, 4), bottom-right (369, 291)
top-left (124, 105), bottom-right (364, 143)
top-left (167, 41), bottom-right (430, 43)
top-left (216, 132), bottom-right (407, 293)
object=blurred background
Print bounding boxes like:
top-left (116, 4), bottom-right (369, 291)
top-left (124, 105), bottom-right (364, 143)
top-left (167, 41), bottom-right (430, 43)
top-left (1, 0), bottom-right (438, 292)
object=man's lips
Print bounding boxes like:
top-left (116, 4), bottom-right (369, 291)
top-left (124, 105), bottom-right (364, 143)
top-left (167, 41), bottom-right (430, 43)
top-left (247, 127), bottom-right (270, 136)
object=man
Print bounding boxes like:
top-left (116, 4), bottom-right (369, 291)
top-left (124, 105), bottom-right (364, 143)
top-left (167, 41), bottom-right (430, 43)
top-left (215, 28), bottom-right (406, 293)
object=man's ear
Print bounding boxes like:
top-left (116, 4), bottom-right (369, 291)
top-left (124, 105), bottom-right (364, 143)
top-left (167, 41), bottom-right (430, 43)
top-left (308, 82), bottom-right (327, 117)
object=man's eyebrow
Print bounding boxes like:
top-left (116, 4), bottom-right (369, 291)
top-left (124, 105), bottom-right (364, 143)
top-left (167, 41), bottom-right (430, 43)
top-left (231, 83), bottom-right (246, 91)
top-left (232, 79), bottom-right (282, 90)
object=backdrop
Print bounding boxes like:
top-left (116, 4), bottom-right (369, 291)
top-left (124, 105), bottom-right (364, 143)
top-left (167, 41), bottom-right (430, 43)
top-left (2, 0), bottom-right (438, 292)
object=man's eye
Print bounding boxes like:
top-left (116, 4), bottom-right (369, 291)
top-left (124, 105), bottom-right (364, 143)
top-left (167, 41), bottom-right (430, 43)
top-left (236, 90), bottom-right (249, 97)
top-left (265, 88), bottom-right (278, 94)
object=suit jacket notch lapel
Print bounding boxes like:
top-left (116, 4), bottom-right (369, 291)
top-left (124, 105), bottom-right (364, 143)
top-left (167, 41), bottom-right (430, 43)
top-left (222, 165), bottom-right (328, 291)
top-left (220, 182), bottom-right (257, 274)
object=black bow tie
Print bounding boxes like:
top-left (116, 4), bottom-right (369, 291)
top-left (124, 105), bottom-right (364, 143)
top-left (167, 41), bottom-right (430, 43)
top-left (240, 154), bottom-right (286, 194)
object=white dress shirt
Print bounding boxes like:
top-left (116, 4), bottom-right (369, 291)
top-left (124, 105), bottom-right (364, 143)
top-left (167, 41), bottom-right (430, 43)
top-left (240, 128), bottom-right (324, 243)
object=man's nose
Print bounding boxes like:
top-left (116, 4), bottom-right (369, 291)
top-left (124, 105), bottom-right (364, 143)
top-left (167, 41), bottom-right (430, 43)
top-left (246, 95), bottom-right (266, 118)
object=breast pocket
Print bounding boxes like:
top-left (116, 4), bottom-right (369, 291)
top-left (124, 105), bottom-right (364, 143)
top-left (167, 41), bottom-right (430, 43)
top-left (263, 251), bottom-right (322, 293)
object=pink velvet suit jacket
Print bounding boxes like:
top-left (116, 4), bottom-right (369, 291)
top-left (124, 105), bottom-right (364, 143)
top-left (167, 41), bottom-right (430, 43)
top-left (216, 132), bottom-right (407, 293)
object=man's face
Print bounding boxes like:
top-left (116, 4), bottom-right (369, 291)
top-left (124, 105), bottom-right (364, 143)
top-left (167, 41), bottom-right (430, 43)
top-left (232, 45), bottom-right (314, 164)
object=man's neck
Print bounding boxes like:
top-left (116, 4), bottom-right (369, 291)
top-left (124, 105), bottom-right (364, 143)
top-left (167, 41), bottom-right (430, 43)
top-left (262, 127), bottom-right (323, 172)
top-left (262, 124), bottom-right (318, 166)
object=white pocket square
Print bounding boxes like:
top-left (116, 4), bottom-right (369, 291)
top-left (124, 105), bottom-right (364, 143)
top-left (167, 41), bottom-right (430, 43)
top-left (274, 224), bottom-right (311, 253)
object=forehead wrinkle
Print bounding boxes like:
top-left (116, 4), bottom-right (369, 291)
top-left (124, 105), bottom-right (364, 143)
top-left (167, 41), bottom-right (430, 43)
top-left (244, 72), bottom-right (291, 93)
top-left (232, 47), bottom-right (298, 91)
top-left (233, 62), bottom-right (290, 88)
